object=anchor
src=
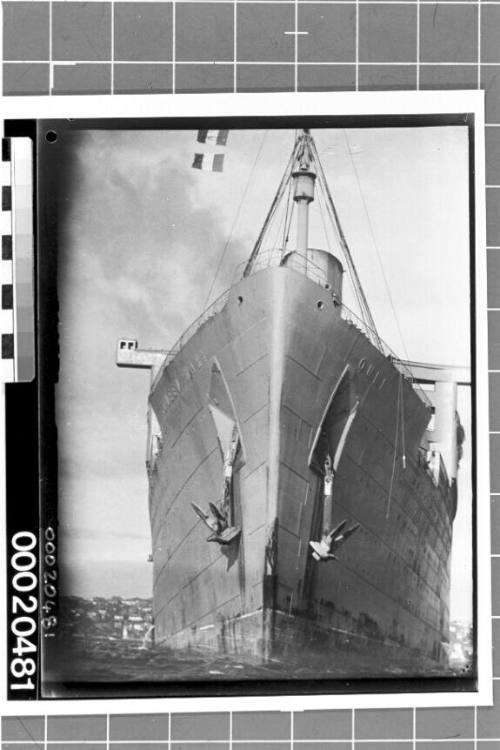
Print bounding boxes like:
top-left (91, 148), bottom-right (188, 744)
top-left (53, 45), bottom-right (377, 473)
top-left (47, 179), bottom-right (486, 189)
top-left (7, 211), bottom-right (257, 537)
top-left (309, 454), bottom-right (360, 561)
top-left (191, 501), bottom-right (240, 545)
top-left (309, 518), bottom-right (360, 561)
top-left (191, 428), bottom-right (241, 546)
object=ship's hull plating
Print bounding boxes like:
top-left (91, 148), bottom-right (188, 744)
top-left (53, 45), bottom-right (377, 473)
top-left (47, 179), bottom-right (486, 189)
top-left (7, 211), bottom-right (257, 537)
top-left (148, 266), bottom-right (455, 677)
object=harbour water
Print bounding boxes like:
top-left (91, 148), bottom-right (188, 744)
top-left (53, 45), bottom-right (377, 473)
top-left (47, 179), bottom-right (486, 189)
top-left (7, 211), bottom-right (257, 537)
top-left (42, 632), bottom-right (472, 698)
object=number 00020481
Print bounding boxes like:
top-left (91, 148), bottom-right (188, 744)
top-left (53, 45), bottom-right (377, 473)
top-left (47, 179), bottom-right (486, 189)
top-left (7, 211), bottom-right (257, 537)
top-left (9, 531), bottom-right (38, 691)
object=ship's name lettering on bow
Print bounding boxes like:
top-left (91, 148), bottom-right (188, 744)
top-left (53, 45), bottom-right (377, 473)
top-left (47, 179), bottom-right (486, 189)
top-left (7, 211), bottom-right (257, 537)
top-left (161, 352), bottom-right (208, 410)
top-left (357, 357), bottom-right (386, 391)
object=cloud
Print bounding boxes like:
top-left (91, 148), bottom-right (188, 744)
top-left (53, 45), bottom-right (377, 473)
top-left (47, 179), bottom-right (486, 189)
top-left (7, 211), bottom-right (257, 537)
top-left (56, 130), bottom-right (251, 595)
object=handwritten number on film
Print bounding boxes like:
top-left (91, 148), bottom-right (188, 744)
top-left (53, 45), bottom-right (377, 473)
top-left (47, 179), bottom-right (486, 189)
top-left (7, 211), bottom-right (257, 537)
top-left (9, 532), bottom-right (38, 691)
top-left (42, 526), bottom-right (58, 631)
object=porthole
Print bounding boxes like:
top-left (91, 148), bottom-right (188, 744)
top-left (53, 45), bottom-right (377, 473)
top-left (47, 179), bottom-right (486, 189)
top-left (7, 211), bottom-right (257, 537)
top-left (317, 300), bottom-right (324, 310)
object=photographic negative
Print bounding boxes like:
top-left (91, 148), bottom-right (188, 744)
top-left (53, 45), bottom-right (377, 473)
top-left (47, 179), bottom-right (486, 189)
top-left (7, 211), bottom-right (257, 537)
top-left (0, 92), bottom-right (490, 708)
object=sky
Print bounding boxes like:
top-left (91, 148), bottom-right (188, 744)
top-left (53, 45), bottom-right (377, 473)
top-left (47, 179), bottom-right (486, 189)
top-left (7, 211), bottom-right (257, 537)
top-left (56, 124), bottom-right (473, 622)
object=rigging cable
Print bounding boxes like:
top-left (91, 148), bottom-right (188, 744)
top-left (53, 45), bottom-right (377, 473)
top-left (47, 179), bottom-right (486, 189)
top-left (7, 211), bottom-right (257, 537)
top-left (270, 193), bottom-right (289, 255)
top-left (386, 373), bottom-right (402, 519)
top-left (400, 375), bottom-right (407, 469)
top-left (316, 182), bottom-right (336, 258)
top-left (204, 129), bottom-right (268, 307)
top-left (309, 136), bottom-right (382, 349)
top-left (342, 130), bottom-right (411, 363)
top-left (317, 159), bottom-right (372, 339)
top-left (281, 177), bottom-right (294, 255)
top-left (317, 182), bottom-right (362, 311)
top-left (243, 136), bottom-right (300, 277)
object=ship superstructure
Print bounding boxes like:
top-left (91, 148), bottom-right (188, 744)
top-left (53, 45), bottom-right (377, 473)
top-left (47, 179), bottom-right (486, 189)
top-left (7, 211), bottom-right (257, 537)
top-left (116, 129), bottom-right (467, 676)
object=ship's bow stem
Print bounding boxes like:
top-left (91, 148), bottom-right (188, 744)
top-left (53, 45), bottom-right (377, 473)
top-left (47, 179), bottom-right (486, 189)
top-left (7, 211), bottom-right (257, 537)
top-left (263, 269), bottom-right (288, 659)
top-left (262, 134), bottom-right (318, 657)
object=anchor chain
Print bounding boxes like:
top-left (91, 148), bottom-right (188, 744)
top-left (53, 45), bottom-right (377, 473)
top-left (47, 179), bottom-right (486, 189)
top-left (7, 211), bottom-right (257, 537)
top-left (191, 425), bottom-right (241, 546)
top-left (309, 455), bottom-right (360, 562)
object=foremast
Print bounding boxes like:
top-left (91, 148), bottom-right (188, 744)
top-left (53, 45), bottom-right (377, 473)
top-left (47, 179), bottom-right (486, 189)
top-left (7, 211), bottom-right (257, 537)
top-left (243, 129), bottom-right (382, 349)
top-left (292, 130), bottom-right (316, 258)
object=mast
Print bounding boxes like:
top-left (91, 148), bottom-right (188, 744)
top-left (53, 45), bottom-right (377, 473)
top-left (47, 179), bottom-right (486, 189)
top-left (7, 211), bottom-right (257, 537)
top-left (292, 129), bottom-right (316, 261)
top-left (242, 128), bottom-right (382, 349)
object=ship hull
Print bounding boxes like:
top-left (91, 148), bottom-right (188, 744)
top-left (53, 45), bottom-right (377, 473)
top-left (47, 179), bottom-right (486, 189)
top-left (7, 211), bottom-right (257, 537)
top-left (148, 265), bottom-right (455, 677)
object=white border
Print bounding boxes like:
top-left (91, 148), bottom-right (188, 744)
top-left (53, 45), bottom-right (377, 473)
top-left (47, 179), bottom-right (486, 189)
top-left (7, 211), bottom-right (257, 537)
top-left (0, 90), bottom-right (491, 713)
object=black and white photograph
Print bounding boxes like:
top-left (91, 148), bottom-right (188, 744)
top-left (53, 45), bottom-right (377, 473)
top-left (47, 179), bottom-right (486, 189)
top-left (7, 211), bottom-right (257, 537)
top-left (1, 96), bottom-right (488, 704)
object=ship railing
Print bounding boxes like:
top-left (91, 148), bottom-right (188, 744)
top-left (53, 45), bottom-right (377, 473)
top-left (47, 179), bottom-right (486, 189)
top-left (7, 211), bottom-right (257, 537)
top-left (233, 249), bottom-right (329, 288)
top-left (241, 251), bottom-right (431, 407)
top-left (152, 288), bottom-right (231, 386)
top-left (154, 254), bottom-right (430, 409)
top-left (340, 305), bottom-right (432, 409)
top-left (237, 253), bottom-right (429, 399)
